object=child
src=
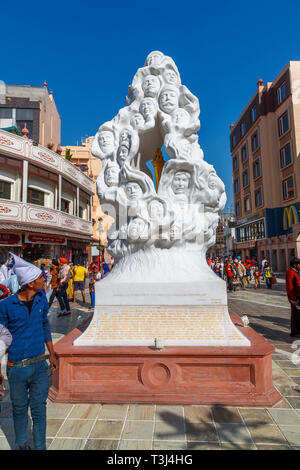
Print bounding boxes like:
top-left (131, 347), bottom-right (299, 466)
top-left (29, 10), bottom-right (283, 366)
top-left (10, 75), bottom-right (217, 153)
top-left (89, 267), bottom-right (101, 310)
top-left (254, 266), bottom-right (261, 289)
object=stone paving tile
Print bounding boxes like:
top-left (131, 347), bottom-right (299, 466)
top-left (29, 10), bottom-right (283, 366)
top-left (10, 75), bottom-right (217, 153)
top-left (284, 370), bottom-right (300, 377)
top-left (286, 397), bottom-right (300, 408)
top-left (49, 438), bottom-right (86, 450)
top-left (212, 407), bottom-right (243, 423)
top-left (221, 443), bottom-right (257, 450)
top-left (291, 377), bottom-right (300, 385)
top-left (68, 404), bottom-right (101, 420)
top-left (119, 440), bottom-right (152, 450)
top-left (56, 419), bottom-right (94, 438)
top-left (154, 421), bottom-right (185, 441)
top-left (256, 444), bottom-right (291, 450)
top-left (186, 423), bottom-right (218, 442)
top-left (153, 440), bottom-right (187, 450)
top-left (247, 424), bottom-right (287, 445)
top-left (122, 421), bottom-right (154, 440)
top-left (84, 439), bottom-right (119, 450)
top-left (46, 419), bottom-right (65, 438)
top-left (0, 437), bottom-right (11, 450)
top-left (184, 406), bottom-right (213, 423)
top-left (268, 409), bottom-right (300, 425)
top-left (215, 423), bottom-right (253, 444)
top-left (127, 405), bottom-right (155, 421)
top-left (186, 442), bottom-right (221, 450)
top-left (98, 404), bottom-right (128, 420)
top-left (278, 426), bottom-right (300, 446)
top-left (156, 405), bottom-right (184, 422)
top-left (89, 420), bottom-right (123, 439)
top-left (239, 409), bottom-right (273, 425)
top-left (274, 361), bottom-right (299, 369)
top-left (46, 403), bottom-right (74, 419)
top-left (272, 398), bottom-right (293, 409)
top-left (275, 385), bottom-right (300, 396)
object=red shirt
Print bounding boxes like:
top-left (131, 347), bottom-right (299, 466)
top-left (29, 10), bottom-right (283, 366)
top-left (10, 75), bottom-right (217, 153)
top-left (254, 270), bottom-right (260, 279)
top-left (286, 268), bottom-right (300, 301)
top-left (225, 265), bottom-right (234, 277)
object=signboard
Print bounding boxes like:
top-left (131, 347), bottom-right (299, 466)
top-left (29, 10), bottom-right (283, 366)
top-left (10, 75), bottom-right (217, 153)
top-left (91, 246), bottom-right (100, 256)
top-left (0, 233), bottom-right (21, 245)
top-left (25, 234), bottom-right (67, 245)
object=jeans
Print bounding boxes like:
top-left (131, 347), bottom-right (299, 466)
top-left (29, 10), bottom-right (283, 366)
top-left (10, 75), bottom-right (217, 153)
top-left (7, 361), bottom-right (51, 450)
top-left (57, 283), bottom-right (70, 313)
top-left (90, 291), bottom-right (95, 308)
top-left (48, 288), bottom-right (59, 308)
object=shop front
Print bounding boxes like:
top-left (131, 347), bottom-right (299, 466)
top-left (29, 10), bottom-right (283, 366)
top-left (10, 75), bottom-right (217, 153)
top-left (0, 233), bottom-right (23, 259)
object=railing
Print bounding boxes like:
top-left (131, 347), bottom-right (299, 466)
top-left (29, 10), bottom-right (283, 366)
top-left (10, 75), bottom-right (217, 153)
top-left (0, 129), bottom-right (94, 194)
top-left (0, 199), bottom-right (92, 235)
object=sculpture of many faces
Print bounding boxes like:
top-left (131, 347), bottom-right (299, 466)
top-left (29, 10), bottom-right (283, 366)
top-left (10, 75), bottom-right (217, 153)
top-left (171, 108), bottom-right (190, 128)
top-left (148, 200), bottom-right (164, 221)
top-left (117, 145), bottom-right (129, 167)
top-left (98, 130), bottom-right (115, 155)
top-left (139, 98), bottom-right (157, 121)
top-left (171, 171), bottom-right (191, 195)
top-left (159, 86), bottom-right (179, 114)
top-left (163, 68), bottom-right (179, 85)
top-left (125, 181), bottom-right (143, 201)
top-left (142, 75), bottom-right (161, 98)
top-left (146, 51), bottom-right (164, 66)
top-left (127, 217), bottom-right (148, 240)
top-left (130, 113), bottom-right (145, 130)
top-left (104, 164), bottom-right (119, 187)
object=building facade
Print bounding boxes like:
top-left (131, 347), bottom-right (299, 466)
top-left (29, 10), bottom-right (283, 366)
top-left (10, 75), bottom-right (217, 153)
top-left (0, 129), bottom-right (93, 264)
top-left (206, 213), bottom-right (234, 259)
top-left (230, 62), bottom-right (300, 271)
top-left (0, 82), bottom-right (61, 149)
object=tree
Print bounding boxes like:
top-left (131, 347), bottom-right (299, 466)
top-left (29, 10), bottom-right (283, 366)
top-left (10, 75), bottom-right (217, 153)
top-left (65, 148), bottom-right (73, 161)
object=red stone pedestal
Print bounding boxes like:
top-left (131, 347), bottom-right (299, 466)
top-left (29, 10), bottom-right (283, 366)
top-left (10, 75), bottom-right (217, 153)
top-left (49, 314), bottom-right (281, 406)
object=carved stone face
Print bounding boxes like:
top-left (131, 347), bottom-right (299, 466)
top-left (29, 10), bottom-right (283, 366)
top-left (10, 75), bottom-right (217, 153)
top-left (128, 217), bottom-right (147, 240)
top-left (140, 98), bottom-right (156, 120)
top-left (170, 224), bottom-right (182, 240)
top-left (125, 181), bottom-right (143, 200)
top-left (120, 130), bottom-right (131, 145)
top-left (171, 171), bottom-right (191, 194)
top-left (117, 145), bottom-right (129, 166)
top-left (104, 166), bottom-right (119, 187)
top-left (171, 108), bottom-right (190, 127)
top-left (146, 51), bottom-right (163, 66)
top-left (164, 69), bottom-right (178, 85)
top-left (142, 75), bottom-right (160, 98)
top-left (98, 131), bottom-right (114, 154)
top-left (159, 88), bottom-right (179, 114)
top-left (149, 200), bottom-right (164, 220)
top-left (130, 113), bottom-right (145, 129)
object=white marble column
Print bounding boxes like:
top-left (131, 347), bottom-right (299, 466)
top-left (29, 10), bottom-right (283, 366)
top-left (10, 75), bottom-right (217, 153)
top-left (22, 160), bottom-right (28, 202)
top-left (58, 174), bottom-right (62, 211)
top-left (77, 187), bottom-right (80, 217)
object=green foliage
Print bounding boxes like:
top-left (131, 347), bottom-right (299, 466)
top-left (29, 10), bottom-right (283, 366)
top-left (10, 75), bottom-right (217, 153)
top-left (65, 148), bottom-right (73, 161)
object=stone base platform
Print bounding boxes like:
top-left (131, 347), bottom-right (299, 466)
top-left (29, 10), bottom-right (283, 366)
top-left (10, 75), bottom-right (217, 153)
top-left (49, 314), bottom-right (281, 407)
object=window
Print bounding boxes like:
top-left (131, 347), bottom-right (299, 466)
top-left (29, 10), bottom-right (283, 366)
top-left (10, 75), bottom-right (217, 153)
top-left (277, 83), bottom-right (287, 105)
top-left (280, 142), bottom-right (292, 168)
top-left (282, 175), bottom-right (295, 200)
top-left (241, 143), bottom-right (248, 162)
top-left (251, 131), bottom-right (259, 152)
top-left (61, 198), bottom-right (70, 213)
top-left (235, 200), bottom-right (241, 217)
top-left (79, 206), bottom-right (84, 218)
top-left (234, 176), bottom-right (240, 193)
top-left (16, 108), bottom-right (34, 139)
top-left (0, 181), bottom-right (11, 200)
top-left (278, 111), bottom-right (290, 137)
top-left (0, 108), bottom-right (12, 118)
top-left (255, 188), bottom-right (263, 208)
top-left (244, 195), bottom-right (251, 212)
top-left (233, 154), bottom-right (239, 171)
top-left (251, 107), bottom-right (257, 123)
top-left (232, 135), bottom-right (237, 147)
top-left (27, 188), bottom-right (45, 206)
top-left (241, 122), bottom-right (246, 136)
top-left (253, 158), bottom-right (261, 179)
top-left (242, 169), bottom-right (249, 188)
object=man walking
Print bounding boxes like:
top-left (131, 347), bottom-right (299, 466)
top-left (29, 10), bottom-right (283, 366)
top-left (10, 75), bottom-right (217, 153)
top-left (57, 258), bottom-right (71, 317)
top-left (286, 258), bottom-right (300, 338)
top-left (0, 253), bottom-right (57, 450)
top-left (73, 263), bottom-right (88, 304)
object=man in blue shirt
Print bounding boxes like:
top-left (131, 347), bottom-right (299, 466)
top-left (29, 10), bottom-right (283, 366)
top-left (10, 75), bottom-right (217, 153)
top-left (0, 254), bottom-right (57, 450)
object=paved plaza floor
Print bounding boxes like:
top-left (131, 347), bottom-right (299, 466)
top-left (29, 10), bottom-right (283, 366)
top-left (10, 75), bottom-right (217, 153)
top-left (2, 279), bottom-right (300, 450)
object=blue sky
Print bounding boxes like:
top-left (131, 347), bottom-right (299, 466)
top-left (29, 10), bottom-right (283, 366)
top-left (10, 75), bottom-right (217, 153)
top-left (2, 0), bottom-right (300, 209)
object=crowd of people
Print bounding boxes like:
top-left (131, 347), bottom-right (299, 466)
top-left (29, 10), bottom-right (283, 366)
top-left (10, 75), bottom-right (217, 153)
top-left (207, 255), bottom-right (275, 291)
top-left (0, 255), bottom-right (113, 316)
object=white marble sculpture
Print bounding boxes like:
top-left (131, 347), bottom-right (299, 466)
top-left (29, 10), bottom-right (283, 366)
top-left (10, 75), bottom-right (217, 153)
top-left (74, 51), bottom-right (250, 347)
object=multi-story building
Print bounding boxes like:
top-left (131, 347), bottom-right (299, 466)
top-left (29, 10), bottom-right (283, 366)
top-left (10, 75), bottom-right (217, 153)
top-left (0, 82), bottom-right (61, 149)
top-left (230, 62), bottom-right (300, 271)
top-left (0, 128), bottom-right (93, 264)
top-left (207, 213), bottom-right (234, 259)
